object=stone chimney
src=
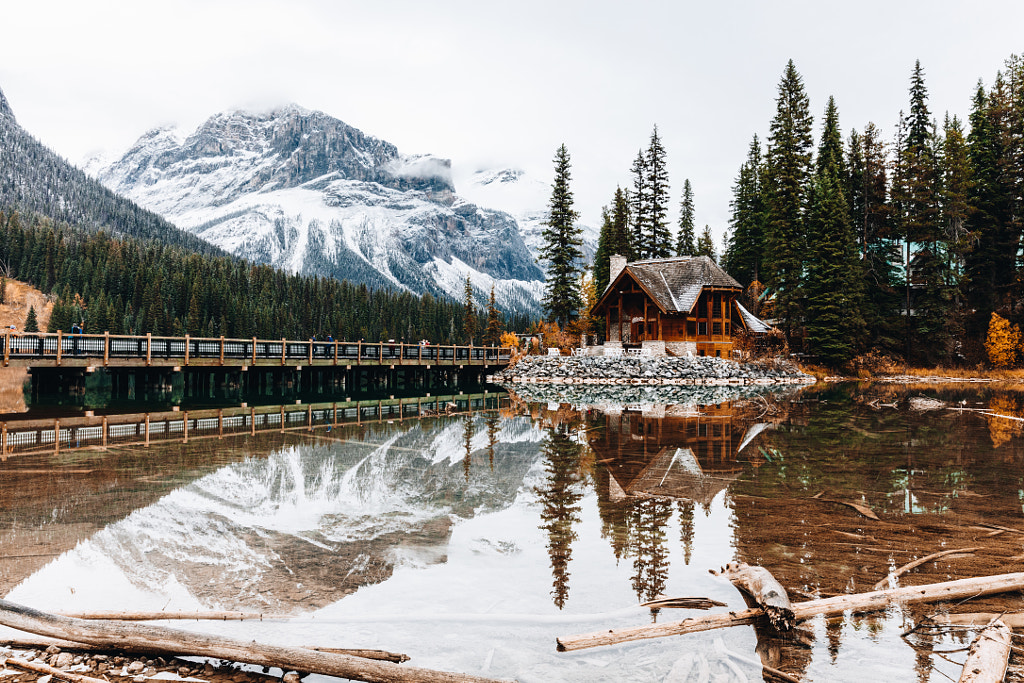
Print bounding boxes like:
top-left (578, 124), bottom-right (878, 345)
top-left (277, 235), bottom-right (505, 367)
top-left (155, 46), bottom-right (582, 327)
top-left (610, 254), bottom-right (627, 284)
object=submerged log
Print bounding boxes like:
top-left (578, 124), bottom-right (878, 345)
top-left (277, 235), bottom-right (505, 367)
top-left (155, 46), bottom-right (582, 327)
top-left (557, 571), bottom-right (1024, 652)
top-left (58, 610), bottom-right (285, 622)
top-left (873, 547), bottom-right (980, 590)
top-left (641, 597), bottom-right (727, 610)
top-left (958, 619), bottom-right (1011, 683)
top-left (0, 655), bottom-right (107, 683)
top-left (714, 562), bottom-right (794, 631)
top-left (0, 599), bottom-right (507, 683)
top-left (928, 612), bottom-right (1024, 628)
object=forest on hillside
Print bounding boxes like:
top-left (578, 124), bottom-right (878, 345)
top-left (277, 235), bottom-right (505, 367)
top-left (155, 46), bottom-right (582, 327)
top-left (0, 211), bottom-right (525, 344)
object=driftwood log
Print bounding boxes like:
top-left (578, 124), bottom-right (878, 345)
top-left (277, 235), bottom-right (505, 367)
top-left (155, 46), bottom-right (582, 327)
top-left (927, 612), bottom-right (1024, 628)
top-left (0, 655), bottom-right (107, 683)
top-left (557, 571), bottom-right (1024, 651)
top-left (958, 619), bottom-right (1011, 683)
top-left (714, 562), bottom-right (794, 631)
top-left (0, 599), bottom-right (507, 683)
top-left (640, 597), bottom-right (727, 610)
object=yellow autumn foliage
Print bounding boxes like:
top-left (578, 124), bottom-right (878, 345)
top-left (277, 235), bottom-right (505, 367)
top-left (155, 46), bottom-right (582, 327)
top-left (988, 395), bottom-right (1023, 448)
top-left (985, 313), bottom-right (1020, 368)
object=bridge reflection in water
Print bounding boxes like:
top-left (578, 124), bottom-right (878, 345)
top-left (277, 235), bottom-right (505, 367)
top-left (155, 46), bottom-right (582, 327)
top-left (0, 392), bottom-right (507, 458)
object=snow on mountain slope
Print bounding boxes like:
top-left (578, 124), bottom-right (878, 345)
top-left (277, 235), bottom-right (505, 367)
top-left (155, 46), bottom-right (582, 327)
top-left (93, 106), bottom-right (545, 314)
top-left (457, 167), bottom-right (599, 267)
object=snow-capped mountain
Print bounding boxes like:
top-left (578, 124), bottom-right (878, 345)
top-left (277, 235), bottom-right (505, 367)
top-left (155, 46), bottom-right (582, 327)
top-left (457, 167), bottom-right (599, 266)
top-left (92, 106), bottom-right (545, 314)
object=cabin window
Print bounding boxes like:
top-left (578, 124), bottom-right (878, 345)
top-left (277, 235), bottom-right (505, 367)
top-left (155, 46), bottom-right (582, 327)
top-left (687, 320), bottom-right (696, 337)
top-left (698, 322), bottom-right (707, 336)
top-left (699, 349), bottom-right (705, 357)
top-left (715, 349), bottom-right (721, 357)
top-left (712, 322), bottom-right (722, 336)
top-left (725, 322), bottom-right (730, 336)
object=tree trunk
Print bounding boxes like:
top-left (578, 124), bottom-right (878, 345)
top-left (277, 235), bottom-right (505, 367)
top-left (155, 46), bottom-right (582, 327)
top-left (0, 599), bottom-right (506, 683)
top-left (715, 562), bottom-right (794, 630)
top-left (557, 571), bottom-right (1024, 652)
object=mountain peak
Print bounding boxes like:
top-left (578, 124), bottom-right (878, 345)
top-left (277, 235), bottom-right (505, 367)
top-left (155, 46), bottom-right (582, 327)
top-left (0, 85), bottom-right (16, 123)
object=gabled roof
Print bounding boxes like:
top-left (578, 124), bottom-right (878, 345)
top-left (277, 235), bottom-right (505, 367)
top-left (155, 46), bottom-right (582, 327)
top-left (595, 256), bottom-right (742, 314)
top-left (735, 301), bottom-right (772, 333)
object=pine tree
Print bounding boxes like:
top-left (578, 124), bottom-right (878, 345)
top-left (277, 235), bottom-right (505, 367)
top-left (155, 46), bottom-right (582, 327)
top-left (676, 179), bottom-right (696, 256)
top-left (462, 275), bottom-right (476, 343)
top-left (695, 226), bottom-right (716, 260)
top-left (24, 305), bottom-right (39, 332)
top-left (645, 126), bottom-right (672, 257)
top-left (593, 187), bottom-right (631, 295)
top-left (482, 284), bottom-right (503, 346)
top-left (803, 97), bottom-right (863, 367)
top-left (763, 60), bottom-right (814, 343)
top-left (892, 61), bottom-right (952, 364)
top-left (629, 150), bottom-right (648, 258)
top-left (539, 144), bottom-right (584, 327)
top-left (0, 275), bottom-right (5, 305)
top-left (724, 136), bottom-right (766, 285)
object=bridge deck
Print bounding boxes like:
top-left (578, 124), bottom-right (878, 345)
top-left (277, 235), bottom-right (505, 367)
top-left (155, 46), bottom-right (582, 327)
top-left (1, 332), bottom-right (512, 369)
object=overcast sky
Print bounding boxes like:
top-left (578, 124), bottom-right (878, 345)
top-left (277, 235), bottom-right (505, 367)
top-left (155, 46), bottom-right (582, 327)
top-left (2, 0), bottom-right (1022, 243)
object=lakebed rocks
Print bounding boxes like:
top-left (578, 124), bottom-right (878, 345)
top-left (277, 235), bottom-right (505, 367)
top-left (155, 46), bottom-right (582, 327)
top-left (491, 354), bottom-right (815, 387)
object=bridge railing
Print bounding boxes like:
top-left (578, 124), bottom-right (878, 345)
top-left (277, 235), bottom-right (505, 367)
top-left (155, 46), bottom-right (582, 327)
top-left (1, 331), bottom-right (513, 367)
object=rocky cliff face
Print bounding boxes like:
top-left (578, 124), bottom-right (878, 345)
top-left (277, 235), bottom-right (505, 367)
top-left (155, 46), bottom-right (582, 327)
top-left (96, 106), bottom-right (545, 313)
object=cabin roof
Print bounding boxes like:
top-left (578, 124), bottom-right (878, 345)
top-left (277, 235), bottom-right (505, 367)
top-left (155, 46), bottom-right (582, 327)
top-left (596, 256), bottom-right (743, 314)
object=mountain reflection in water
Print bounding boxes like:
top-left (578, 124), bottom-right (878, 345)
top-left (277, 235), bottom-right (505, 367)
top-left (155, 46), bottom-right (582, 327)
top-left (6, 383), bottom-right (1024, 681)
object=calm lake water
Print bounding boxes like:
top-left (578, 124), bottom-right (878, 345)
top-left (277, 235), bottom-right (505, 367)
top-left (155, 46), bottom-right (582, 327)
top-left (3, 382), bottom-right (1024, 682)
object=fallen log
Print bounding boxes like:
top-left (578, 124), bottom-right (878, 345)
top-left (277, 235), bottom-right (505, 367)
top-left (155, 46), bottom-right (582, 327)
top-left (557, 571), bottom-right (1024, 652)
top-left (873, 547), bottom-right (980, 590)
top-left (714, 562), bottom-right (794, 631)
top-left (0, 599), bottom-right (507, 683)
top-left (58, 610), bottom-right (286, 622)
top-left (958, 619), bottom-right (1011, 683)
top-left (0, 655), bottom-right (107, 683)
top-left (810, 491), bottom-right (879, 520)
top-left (307, 647), bottom-right (411, 664)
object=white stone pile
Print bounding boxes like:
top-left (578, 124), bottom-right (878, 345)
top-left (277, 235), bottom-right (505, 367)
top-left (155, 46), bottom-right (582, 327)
top-left (491, 354), bottom-right (815, 386)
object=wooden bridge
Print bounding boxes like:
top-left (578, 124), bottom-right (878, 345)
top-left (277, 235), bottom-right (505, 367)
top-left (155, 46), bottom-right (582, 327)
top-left (1, 332), bottom-right (513, 369)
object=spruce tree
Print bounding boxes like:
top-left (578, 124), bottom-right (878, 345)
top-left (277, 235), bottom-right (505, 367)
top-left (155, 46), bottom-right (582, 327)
top-left (593, 187), bottom-right (631, 295)
top-left (724, 136), bottom-right (765, 285)
top-left (803, 97), bottom-right (863, 367)
top-left (763, 60), bottom-right (814, 343)
top-left (482, 284), bottom-right (503, 346)
top-left (676, 179), bottom-right (696, 256)
top-left (695, 226), bottom-right (716, 260)
top-left (462, 275), bottom-right (476, 343)
top-left (629, 150), bottom-right (648, 258)
top-left (539, 144), bottom-right (584, 327)
top-left (645, 126), bottom-right (672, 257)
top-left (24, 305), bottom-right (38, 332)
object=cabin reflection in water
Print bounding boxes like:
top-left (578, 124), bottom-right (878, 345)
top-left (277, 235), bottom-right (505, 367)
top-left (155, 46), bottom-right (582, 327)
top-left (591, 403), bottom-right (763, 506)
top-left (586, 401), bottom-right (769, 604)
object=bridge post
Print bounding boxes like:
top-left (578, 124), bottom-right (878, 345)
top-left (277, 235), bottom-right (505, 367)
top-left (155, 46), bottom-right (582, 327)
top-left (333, 339), bottom-right (338, 366)
top-left (3, 331), bottom-right (9, 367)
top-left (146, 333), bottom-right (152, 367)
top-left (56, 331), bottom-right (63, 366)
top-left (184, 334), bottom-right (190, 365)
top-left (307, 339), bottom-right (313, 366)
top-left (281, 338), bottom-right (286, 366)
top-left (1, 423), bottom-right (6, 459)
top-left (252, 337), bottom-right (257, 366)
top-left (103, 332), bottom-right (110, 366)
top-left (219, 336), bottom-right (225, 366)
top-left (357, 340), bottom-right (362, 365)
top-left (145, 414), bottom-right (150, 447)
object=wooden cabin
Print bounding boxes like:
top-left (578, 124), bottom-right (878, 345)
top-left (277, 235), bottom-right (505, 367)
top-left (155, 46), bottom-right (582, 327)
top-left (592, 255), bottom-right (770, 357)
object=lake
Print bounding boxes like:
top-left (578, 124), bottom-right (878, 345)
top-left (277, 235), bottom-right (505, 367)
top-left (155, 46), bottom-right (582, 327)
top-left (2, 381), bottom-right (1024, 682)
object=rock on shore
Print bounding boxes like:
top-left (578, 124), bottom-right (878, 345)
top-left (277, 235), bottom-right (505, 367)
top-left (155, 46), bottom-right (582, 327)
top-left (491, 354), bottom-right (815, 386)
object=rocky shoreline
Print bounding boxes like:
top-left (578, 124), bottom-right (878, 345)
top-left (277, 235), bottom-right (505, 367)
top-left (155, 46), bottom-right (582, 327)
top-left (490, 354), bottom-right (815, 386)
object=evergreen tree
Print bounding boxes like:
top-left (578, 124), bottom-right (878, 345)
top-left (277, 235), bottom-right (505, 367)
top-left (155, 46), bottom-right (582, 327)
top-left (803, 97), bottom-right (863, 366)
top-left (695, 225), bottom-right (716, 260)
top-left (0, 275), bottom-right (5, 305)
top-left (763, 60), bottom-right (814, 342)
top-left (629, 150), bottom-right (648, 258)
top-left (462, 275), bottom-right (476, 343)
top-left (24, 305), bottom-right (38, 332)
top-left (892, 61), bottom-right (952, 363)
top-left (535, 427), bottom-right (583, 609)
top-left (482, 284), bottom-right (503, 346)
top-left (676, 179), bottom-right (696, 256)
top-left (592, 187), bottom-right (631, 295)
top-left (539, 145), bottom-right (584, 327)
top-left (723, 135), bottom-right (766, 285)
top-left (645, 126), bottom-right (672, 257)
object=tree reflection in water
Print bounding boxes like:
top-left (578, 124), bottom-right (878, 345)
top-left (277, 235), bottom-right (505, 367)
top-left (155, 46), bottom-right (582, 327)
top-left (534, 426), bottom-right (584, 609)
